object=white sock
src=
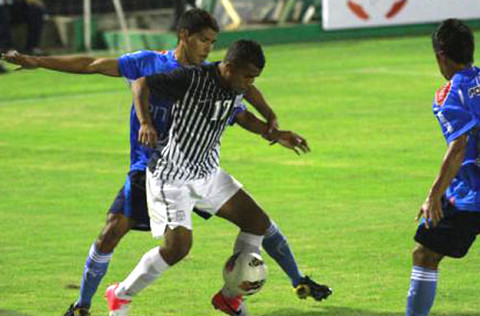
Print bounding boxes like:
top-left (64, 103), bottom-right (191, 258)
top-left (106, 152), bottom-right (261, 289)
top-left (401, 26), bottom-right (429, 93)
top-left (233, 231), bottom-right (264, 255)
top-left (115, 247), bottom-right (169, 297)
top-left (221, 283), bottom-right (240, 298)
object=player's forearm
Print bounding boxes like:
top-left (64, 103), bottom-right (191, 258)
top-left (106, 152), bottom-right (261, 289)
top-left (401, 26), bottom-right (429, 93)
top-left (428, 134), bottom-right (467, 198)
top-left (28, 55), bottom-right (120, 76)
top-left (132, 78), bottom-right (153, 125)
top-left (244, 86), bottom-right (277, 122)
top-left (236, 110), bottom-right (270, 136)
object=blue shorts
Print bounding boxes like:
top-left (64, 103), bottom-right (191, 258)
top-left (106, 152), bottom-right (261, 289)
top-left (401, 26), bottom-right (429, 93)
top-left (414, 199), bottom-right (480, 258)
top-left (109, 170), bottom-right (150, 231)
top-left (109, 170), bottom-right (213, 231)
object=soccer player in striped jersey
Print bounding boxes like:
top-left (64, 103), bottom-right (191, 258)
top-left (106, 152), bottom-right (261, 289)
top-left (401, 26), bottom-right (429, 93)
top-left (3, 10), bottom-right (331, 316)
top-left (406, 19), bottom-right (480, 316)
top-left (103, 39), bottom-right (323, 316)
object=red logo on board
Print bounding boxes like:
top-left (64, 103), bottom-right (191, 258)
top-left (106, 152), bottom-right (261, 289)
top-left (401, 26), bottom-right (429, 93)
top-left (347, 0), bottom-right (408, 21)
top-left (436, 81), bottom-right (452, 106)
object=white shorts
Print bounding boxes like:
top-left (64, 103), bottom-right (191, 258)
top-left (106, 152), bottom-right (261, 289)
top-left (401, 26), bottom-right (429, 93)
top-left (146, 168), bottom-right (243, 239)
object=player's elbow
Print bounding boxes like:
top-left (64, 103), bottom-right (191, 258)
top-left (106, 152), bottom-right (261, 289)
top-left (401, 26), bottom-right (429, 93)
top-left (88, 58), bottom-right (120, 76)
top-left (132, 78), bottom-right (149, 95)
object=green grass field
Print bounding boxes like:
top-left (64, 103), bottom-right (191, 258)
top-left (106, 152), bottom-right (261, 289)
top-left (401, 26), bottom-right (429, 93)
top-left (1, 33), bottom-right (480, 316)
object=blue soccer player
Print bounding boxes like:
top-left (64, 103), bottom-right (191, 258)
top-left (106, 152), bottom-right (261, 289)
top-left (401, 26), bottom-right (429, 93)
top-left (3, 9), bottom-right (331, 316)
top-left (406, 19), bottom-right (480, 316)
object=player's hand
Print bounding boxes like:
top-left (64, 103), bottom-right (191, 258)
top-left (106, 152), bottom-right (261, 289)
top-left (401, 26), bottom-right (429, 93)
top-left (1, 50), bottom-right (37, 70)
top-left (272, 130), bottom-right (310, 155)
top-left (138, 122), bottom-right (158, 148)
top-left (416, 196), bottom-right (443, 229)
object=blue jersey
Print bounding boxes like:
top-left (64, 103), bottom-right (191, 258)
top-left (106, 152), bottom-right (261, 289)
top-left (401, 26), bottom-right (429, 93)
top-left (118, 50), bottom-right (181, 172)
top-left (433, 66), bottom-right (480, 211)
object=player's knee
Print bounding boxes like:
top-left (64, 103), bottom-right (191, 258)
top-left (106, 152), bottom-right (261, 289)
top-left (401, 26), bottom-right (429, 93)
top-left (246, 211), bottom-right (270, 236)
top-left (161, 227), bottom-right (193, 265)
top-left (412, 244), bottom-right (442, 268)
top-left (234, 206), bottom-right (271, 235)
top-left (257, 213), bottom-right (271, 235)
top-left (96, 215), bottom-right (130, 253)
top-left (161, 242), bottom-right (192, 265)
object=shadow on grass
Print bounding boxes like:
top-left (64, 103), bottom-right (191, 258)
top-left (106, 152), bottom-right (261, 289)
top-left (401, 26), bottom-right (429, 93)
top-left (0, 310), bottom-right (32, 316)
top-left (262, 306), bottom-right (480, 316)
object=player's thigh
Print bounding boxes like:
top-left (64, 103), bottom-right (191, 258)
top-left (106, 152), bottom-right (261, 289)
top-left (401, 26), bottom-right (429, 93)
top-left (194, 169), bottom-right (242, 217)
top-left (161, 226), bottom-right (193, 265)
top-left (414, 201), bottom-right (480, 262)
top-left (216, 188), bottom-right (270, 235)
top-left (411, 243), bottom-right (444, 269)
top-left (96, 213), bottom-right (131, 253)
top-left (146, 169), bottom-right (195, 239)
top-left (97, 186), bottom-right (133, 252)
top-left (192, 169), bottom-right (270, 234)
top-left (127, 170), bottom-right (151, 231)
top-left (108, 171), bottom-right (149, 230)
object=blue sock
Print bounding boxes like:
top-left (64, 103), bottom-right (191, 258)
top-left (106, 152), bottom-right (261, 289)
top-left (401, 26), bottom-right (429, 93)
top-left (262, 222), bottom-right (303, 287)
top-left (406, 266), bottom-right (438, 316)
top-left (77, 243), bottom-right (113, 308)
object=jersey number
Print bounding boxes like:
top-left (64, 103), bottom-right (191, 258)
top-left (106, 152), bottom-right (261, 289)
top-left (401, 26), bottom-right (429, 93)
top-left (212, 100), bottom-right (233, 121)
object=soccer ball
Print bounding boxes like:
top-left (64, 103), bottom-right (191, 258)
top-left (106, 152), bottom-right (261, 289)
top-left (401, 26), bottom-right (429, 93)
top-left (223, 252), bottom-right (267, 296)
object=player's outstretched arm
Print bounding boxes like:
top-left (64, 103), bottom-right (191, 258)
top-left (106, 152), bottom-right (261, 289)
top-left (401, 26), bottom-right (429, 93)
top-left (236, 110), bottom-right (310, 155)
top-left (1, 50), bottom-right (121, 77)
top-left (244, 85), bottom-right (278, 134)
top-left (417, 134), bottom-right (467, 228)
top-left (132, 78), bottom-right (157, 147)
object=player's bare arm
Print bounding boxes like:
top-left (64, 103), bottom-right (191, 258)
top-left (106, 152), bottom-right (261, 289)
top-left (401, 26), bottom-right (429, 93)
top-left (132, 77), bottom-right (157, 148)
top-left (235, 110), bottom-right (310, 155)
top-left (1, 50), bottom-right (120, 76)
top-left (417, 134), bottom-right (468, 228)
top-left (244, 85), bottom-right (279, 134)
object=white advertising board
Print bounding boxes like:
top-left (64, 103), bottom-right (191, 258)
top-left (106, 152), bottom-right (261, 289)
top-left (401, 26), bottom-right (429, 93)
top-left (322, 0), bottom-right (480, 30)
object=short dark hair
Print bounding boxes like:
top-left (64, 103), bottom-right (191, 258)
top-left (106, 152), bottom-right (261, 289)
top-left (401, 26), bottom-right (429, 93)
top-left (177, 8), bottom-right (219, 36)
top-left (432, 18), bottom-right (474, 64)
top-left (224, 40), bottom-right (266, 70)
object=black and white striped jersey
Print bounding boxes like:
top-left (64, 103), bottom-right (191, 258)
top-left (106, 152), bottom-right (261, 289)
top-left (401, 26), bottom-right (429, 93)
top-left (146, 62), bottom-right (245, 181)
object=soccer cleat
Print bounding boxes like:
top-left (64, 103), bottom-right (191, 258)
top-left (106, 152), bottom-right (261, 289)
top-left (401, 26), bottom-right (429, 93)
top-left (294, 276), bottom-right (332, 301)
top-left (105, 283), bottom-right (132, 316)
top-left (63, 303), bottom-right (90, 316)
top-left (212, 290), bottom-right (248, 316)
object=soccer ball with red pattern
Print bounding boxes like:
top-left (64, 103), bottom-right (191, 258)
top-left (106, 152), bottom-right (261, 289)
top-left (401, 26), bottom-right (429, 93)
top-left (223, 252), bottom-right (267, 296)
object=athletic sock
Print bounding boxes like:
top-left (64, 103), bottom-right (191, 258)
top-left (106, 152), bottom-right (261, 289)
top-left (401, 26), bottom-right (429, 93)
top-left (262, 222), bottom-right (303, 287)
top-left (77, 243), bottom-right (113, 308)
top-left (406, 265), bottom-right (438, 316)
top-left (115, 247), bottom-right (169, 297)
top-left (233, 231), bottom-right (264, 255)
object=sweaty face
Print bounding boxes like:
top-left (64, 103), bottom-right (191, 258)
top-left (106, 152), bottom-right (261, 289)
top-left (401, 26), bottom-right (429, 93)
top-left (184, 27), bottom-right (218, 65)
top-left (226, 63), bottom-right (262, 93)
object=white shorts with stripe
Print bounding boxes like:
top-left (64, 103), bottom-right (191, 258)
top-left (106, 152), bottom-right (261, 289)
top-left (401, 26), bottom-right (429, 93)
top-left (146, 168), bottom-right (242, 239)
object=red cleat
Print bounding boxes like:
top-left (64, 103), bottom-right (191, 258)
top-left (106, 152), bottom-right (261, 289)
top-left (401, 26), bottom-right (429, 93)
top-left (211, 290), bottom-right (248, 316)
top-left (105, 283), bottom-right (132, 316)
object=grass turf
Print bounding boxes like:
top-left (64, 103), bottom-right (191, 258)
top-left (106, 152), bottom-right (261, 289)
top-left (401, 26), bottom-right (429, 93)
top-left (1, 33), bottom-right (480, 315)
